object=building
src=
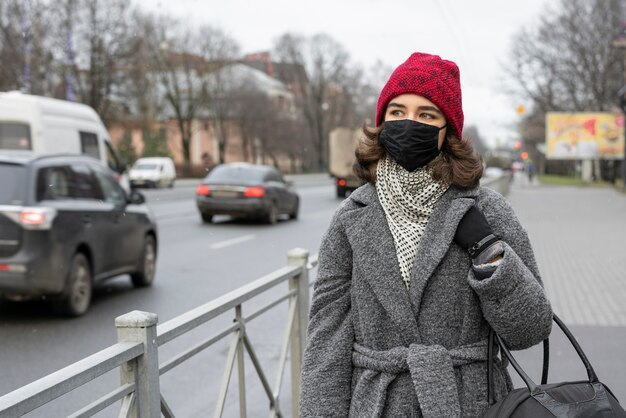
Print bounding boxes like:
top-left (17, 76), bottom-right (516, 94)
top-left (109, 53), bottom-right (306, 176)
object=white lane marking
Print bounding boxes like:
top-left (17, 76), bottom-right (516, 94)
top-left (210, 234), bottom-right (256, 250)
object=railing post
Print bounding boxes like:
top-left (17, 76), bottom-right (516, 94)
top-left (287, 248), bottom-right (310, 418)
top-left (116, 311), bottom-right (160, 418)
top-left (235, 305), bottom-right (247, 418)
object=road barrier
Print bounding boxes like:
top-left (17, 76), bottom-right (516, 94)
top-left (0, 249), bottom-right (317, 418)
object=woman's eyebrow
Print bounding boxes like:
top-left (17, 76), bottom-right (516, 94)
top-left (387, 102), bottom-right (406, 109)
top-left (417, 105), bottom-right (443, 115)
top-left (387, 102), bottom-right (443, 115)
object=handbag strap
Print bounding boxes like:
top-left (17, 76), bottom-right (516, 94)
top-left (551, 314), bottom-right (598, 383)
top-left (487, 328), bottom-right (549, 404)
top-left (488, 313), bottom-right (599, 404)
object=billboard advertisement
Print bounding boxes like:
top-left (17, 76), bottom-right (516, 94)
top-left (545, 112), bottom-right (624, 160)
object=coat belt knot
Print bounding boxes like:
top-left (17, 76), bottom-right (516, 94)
top-left (352, 339), bottom-right (488, 418)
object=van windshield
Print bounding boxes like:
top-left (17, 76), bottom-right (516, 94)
top-left (0, 164), bottom-right (26, 204)
top-left (134, 163), bottom-right (159, 170)
top-left (0, 123), bottom-right (31, 150)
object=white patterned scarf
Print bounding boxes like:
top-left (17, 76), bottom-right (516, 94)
top-left (376, 155), bottom-right (449, 289)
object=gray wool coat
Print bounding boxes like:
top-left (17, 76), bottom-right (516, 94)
top-left (299, 183), bottom-right (553, 418)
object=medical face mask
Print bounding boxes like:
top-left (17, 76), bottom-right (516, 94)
top-left (379, 119), bottom-right (446, 172)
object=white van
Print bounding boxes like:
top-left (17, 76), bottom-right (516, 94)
top-left (0, 91), bottom-right (128, 187)
top-left (129, 157), bottom-right (176, 188)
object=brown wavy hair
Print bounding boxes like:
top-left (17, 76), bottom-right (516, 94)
top-left (353, 123), bottom-right (483, 188)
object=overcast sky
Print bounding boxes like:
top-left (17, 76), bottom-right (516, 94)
top-left (141, 0), bottom-right (552, 147)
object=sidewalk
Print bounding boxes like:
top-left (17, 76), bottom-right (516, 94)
top-left (504, 178), bottom-right (626, 399)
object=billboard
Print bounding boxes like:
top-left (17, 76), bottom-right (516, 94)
top-left (545, 112), bottom-right (624, 160)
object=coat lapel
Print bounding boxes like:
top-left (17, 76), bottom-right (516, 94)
top-left (344, 185), bottom-right (420, 345)
top-left (408, 187), bottom-right (479, 312)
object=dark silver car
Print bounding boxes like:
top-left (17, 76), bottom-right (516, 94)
top-left (0, 152), bottom-right (158, 316)
top-left (195, 163), bottom-right (300, 224)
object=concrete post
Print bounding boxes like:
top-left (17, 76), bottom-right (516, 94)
top-left (116, 311), bottom-right (160, 418)
top-left (287, 248), bottom-right (310, 418)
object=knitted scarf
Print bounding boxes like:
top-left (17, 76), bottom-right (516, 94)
top-left (376, 155), bottom-right (449, 289)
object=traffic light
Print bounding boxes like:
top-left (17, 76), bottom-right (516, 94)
top-left (514, 140), bottom-right (522, 150)
top-left (521, 152), bottom-right (529, 160)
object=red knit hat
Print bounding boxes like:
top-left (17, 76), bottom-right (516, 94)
top-left (376, 52), bottom-right (463, 138)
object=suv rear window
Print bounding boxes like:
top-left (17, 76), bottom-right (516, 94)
top-left (0, 163), bottom-right (26, 204)
top-left (0, 123), bottom-right (31, 150)
top-left (36, 165), bottom-right (103, 201)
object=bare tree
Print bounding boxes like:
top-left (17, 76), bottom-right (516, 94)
top-left (503, 0), bottom-right (624, 177)
top-left (117, 10), bottom-right (163, 134)
top-left (143, 15), bottom-right (239, 172)
top-left (0, 0), bottom-right (58, 95)
top-left (200, 27), bottom-right (241, 164)
top-left (229, 89), bottom-right (264, 163)
top-left (504, 0), bottom-right (623, 114)
top-left (145, 17), bottom-right (207, 174)
top-left (56, 0), bottom-right (138, 122)
top-left (273, 32), bottom-right (354, 170)
top-left (0, 1), bottom-right (30, 91)
top-left (1, 0), bottom-right (149, 119)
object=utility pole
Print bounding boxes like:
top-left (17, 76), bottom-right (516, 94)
top-left (21, 8), bottom-right (31, 93)
top-left (613, 29), bottom-right (626, 191)
top-left (65, 0), bottom-right (75, 101)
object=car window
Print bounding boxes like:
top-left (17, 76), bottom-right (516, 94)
top-left (80, 132), bottom-right (100, 159)
top-left (0, 122), bottom-right (31, 150)
top-left (37, 166), bottom-right (73, 200)
top-left (92, 167), bottom-right (127, 206)
top-left (206, 165), bottom-right (266, 181)
top-left (266, 170), bottom-right (283, 183)
top-left (134, 163), bottom-right (159, 170)
top-left (0, 163), bottom-right (26, 204)
top-left (70, 164), bottom-right (104, 200)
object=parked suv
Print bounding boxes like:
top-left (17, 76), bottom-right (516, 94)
top-left (0, 152), bottom-right (158, 316)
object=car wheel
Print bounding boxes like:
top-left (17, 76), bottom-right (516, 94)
top-left (336, 186), bottom-right (346, 198)
top-left (289, 199), bottom-right (299, 220)
top-left (56, 253), bottom-right (92, 317)
top-left (201, 213), bottom-right (213, 223)
top-left (169, 179), bottom-right (175, 188)
top-left (265, 202), bottom-right (278, 224)
top-left (131, 234), bottom-right (157, 287)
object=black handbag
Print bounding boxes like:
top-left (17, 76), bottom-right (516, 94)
top-left (484, 314), bottom-right (626, 417)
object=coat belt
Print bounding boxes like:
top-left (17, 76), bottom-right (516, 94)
top-left (352, 340), bottom-right (489, 418)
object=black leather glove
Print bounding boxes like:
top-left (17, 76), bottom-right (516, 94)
top-left (454, 206), bottom-right (500, 260)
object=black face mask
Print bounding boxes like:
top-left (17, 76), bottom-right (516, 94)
top-left (379, 119), bottom-right (445, 172)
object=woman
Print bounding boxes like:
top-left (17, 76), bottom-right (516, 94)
top-left (299, 52), bottom-right (552, 417)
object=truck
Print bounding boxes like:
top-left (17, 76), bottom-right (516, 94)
top-left (329, 127), bottom-right (364, 198)
top-left (0, 91), bottom-right (128, 189)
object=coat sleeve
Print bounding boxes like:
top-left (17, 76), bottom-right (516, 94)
top-left (468, 189), bottom-right (553, 350)
top-left (299, 207), bottom-right (355, 417)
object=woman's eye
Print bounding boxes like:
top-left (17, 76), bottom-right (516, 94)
top-left (420, 113), bottom-right (435, 120)
top-left (390, 110), bottom-right (403, 117)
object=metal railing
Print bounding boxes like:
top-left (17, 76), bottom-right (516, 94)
top-left (0, 248), bottom-right (317, 418)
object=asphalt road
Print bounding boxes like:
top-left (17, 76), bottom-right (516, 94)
top-left (1, 175), bottom-right (625, 417)
top-left (0, 175), bottom-right (339, 417)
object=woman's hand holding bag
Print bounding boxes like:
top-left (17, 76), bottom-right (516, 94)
top-left (454, 206), bottom-right (503, 266)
